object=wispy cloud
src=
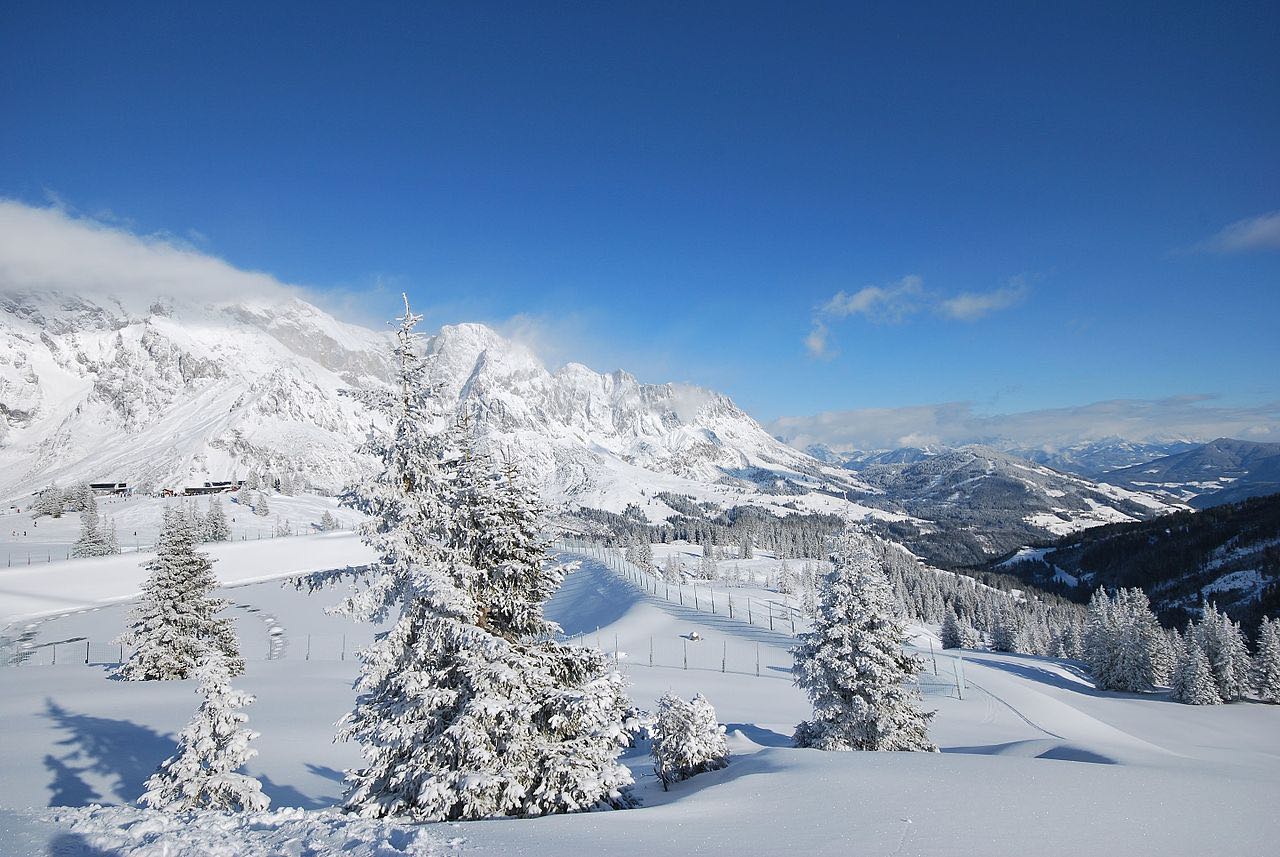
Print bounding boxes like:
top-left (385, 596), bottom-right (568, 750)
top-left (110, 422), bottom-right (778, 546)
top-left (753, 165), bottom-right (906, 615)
top-left (805, 274), bottom-right (1028, 357)
top-left (1195, 210), bottom-right (1280, 253)
top-left (938, 282), bottom-right (1028, 321)
top-left (769, 395), bottom-right (1280, 451)
top-left (819, 275), bottom-right (926, 325)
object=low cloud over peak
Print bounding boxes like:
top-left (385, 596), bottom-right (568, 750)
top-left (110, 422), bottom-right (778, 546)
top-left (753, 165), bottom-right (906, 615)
top-left (0, 199), bottom-right (304, 307)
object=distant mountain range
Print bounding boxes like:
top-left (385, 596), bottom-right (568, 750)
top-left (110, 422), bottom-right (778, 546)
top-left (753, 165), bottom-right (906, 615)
top-left (807, 437), bottom-right (1201, 478)
top-left (850, 445), bottom-right (1176, 566)
top-left (1096, 438), bottom-right (1280, 509)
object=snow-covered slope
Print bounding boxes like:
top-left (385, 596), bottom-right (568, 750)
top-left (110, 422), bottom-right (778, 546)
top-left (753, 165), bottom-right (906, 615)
top-left (3, 551), bottom-right (1278, 856)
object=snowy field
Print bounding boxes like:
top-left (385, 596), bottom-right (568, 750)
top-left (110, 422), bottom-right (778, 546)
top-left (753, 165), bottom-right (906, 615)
top-left (0, 493), bottom-right (366, 567)
top-left (1, 544), bottom-right (1278, 855)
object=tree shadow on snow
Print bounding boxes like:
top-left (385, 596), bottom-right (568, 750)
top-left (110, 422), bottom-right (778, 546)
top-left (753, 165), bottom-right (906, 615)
top-left (46, 832), bottom-right (123, 856)
top-left (43, 755), bottom-right (101, 807)
top-left (42, 698), bottom-right (173, 807)
top-left (944, 739), bottom-right (1116, 765)
top-left (723, 723), bottom-right (792, 747)
top-left (305, 763), bottom-right (346, 784)
top-left (544, 559), bottom-right (637, 636)
top-left (256, 773), bottom-right (337, 810)
top-left (965, 656), bottom-right (1174, 703)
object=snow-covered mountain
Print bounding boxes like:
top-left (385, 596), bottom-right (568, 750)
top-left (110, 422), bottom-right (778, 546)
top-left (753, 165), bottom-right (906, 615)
top-left (1, 289), bottom-right (1182, 554)
top-left (419, 322), bottom-right (875, 519)
top-left (0, 290), bottom-right (869, 518)
top-left (852, 446), bottom-right (1181, 565)
top-left (810, 438), bottom-right (1200, 478)
top-left (0, 289), bottom-right (389, 501)
top-left (1007, 438), bottom-right (1201, 477)
top-left (1097, 438), bottom-right (1280, 508)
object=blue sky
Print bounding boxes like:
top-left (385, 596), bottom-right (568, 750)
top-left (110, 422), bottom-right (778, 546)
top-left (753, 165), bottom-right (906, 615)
top-left (1, 2), bottom-right (1277, 443)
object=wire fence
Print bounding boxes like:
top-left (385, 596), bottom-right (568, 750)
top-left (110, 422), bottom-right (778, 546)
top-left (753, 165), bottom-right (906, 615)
top-left (2, 537), bottom-right (970, 702)
top-left (553, 539), bottom-right (968, 700)
top-left (3, 521), bottom-right (361, 567)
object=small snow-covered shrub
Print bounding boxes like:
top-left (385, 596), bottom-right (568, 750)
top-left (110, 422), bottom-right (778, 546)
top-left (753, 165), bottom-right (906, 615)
top-left (651, 692), bottom-right (729, 790)
top-left (139, 652), bottom-right (270, 812)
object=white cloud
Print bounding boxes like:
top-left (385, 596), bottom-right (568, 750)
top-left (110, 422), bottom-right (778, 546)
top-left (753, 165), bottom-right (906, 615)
top-left (938, 283), bottom-right (1028, 321)
top-left (0, 198), bottom-right (411, 328)
top-left (804, 321), bottom-right (832, 358)
top-left (1197, 210), bottom-right (1280, 253)
top-left (0, 199), bottom-right (305, 306)
top-left (805, 274), bottom-right (1029, 357)
top-left (820, 275), bottom-right (925, 324)
top-left (769, 395), bottom-right (1280, 452)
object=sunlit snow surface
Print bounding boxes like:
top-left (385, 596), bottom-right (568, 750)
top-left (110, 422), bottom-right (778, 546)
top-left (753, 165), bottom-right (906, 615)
top-left (1, 546), bottom-right (1277, 856)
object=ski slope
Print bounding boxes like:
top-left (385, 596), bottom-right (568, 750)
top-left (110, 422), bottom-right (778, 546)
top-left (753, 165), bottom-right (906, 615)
top-left (0, 544), bottom-right (1277, 855)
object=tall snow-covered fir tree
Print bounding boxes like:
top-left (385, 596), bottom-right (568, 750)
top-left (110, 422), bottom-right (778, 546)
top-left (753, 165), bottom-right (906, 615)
top-left (333, 296), bottom-right (634, 822)
top-left (71, 494), bottom-right (117, 557)
top-left (116, 508), bottom-right (244, 681)
top-left (139, 651), bottom-right (270, 812)
top-left (792, 528), bottom-right (936, 752)
top-left (940, 608), bottom-right (970, 649)
top-left (1170, 635), bottom-right (1222, 706)
top-left (205, 497), bottom-right (232, 541)
top-left (990, 607), bottom-right (1025, 653)
top-left (651, 692), bottom-right (729, 790)
top-left (1251, 616), bottom-right (1280, 703)
top-left (253, 492), bottom-right (270, 517)
top-left (1192, 602), bottom-right (1252, 701)
top-left (1083, 588), bottom-right (1172, 693)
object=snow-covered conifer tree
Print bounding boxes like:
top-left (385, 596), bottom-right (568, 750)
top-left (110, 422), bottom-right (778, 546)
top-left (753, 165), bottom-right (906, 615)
top-left (319, 510), bottom-right (340, 532)
top-left (139, 651), bottom-right (269, 812)
top-left (205, 498), bottom-right (232, 541)
top-left (698, 546), bottom-right (717, 581)
top-left (34, 485), bottom-right (65, 518)
top-left (739, 531), bottom-right (753, 560)
top-left (105, 518), bottom-right (120, 554)
top-left (1103, 588), bottom-right (1170, 692)
top-left (72, 495), bottom-right (115, 557)
top-left (940, 609), bottom-right (965, 649)
top-left (651, 692), bottom-right (729, 789)
top-left (333, 297), bottom-right (633, 821)
top-left (1193, 602), bottom-right (1252, 701)
top-left (990, 608), bottom-right (1024, 653)
top-left (1251, 616), bottom-right (1280, 703)
top-left (792, 529), bottom-right (936, 752)
top-left (253, 492), bottom-right (270, 517)
top-left (116, 508), bottom-right (243, 681)
top-left (1170, 635), bottom-right (1222, 706)
top-left (1084, 588), bottom-right (1117, 688)
top-left (777, 559), bottom-right (796, 595)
